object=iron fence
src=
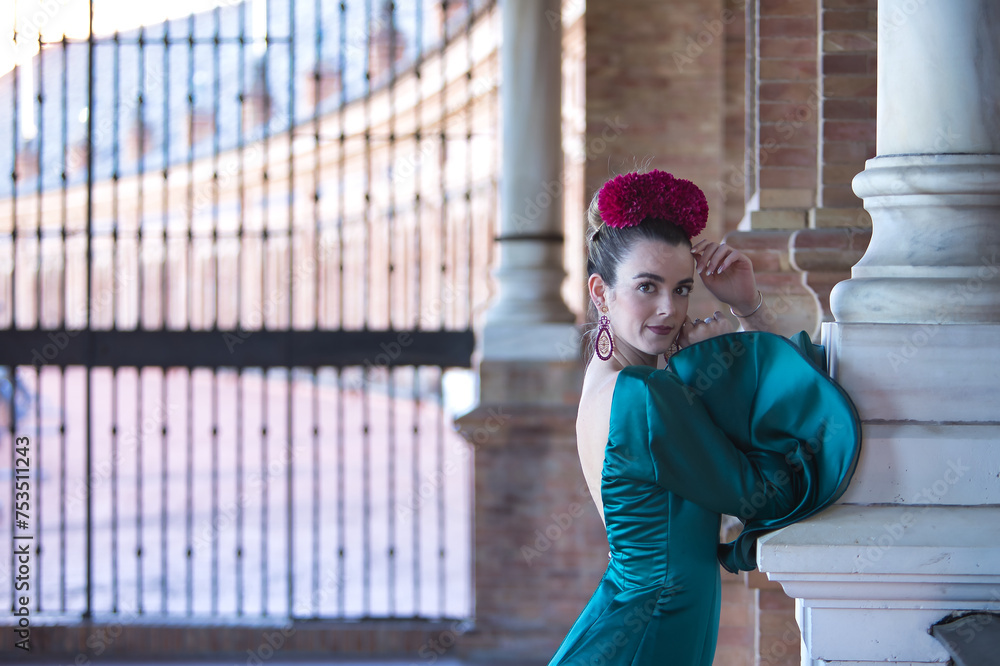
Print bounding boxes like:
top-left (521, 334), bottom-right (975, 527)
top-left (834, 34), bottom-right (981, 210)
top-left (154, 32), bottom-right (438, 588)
top-left (0, 0), bottom-right (498, 622)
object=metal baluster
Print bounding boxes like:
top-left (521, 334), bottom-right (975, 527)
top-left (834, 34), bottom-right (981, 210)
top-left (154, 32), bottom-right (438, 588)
top-left (211, 5), bottom-right (223, 618)
top-left (6, 364), bottom-right (15, 612)
top-left (160, 372), bottom-right (168, 615)
top-left (362, 0), bottom-right (374, 615)
top-left (237, 2), bottom-right (246, 335)
top-left (437, 4), bottom-right (449, 614)
top-left (261, 369), bottom-right (269, 616)
top-left (185, 367), bottom-right (194, 616)
top-left (286, 0), bottom-right (296, 618)
top-left (438, 1), bottom-right (448, 335)
top-left (412, 0), bottom-right (426, 616)
top-left (335, 2), bottom-right (348, 618)
top-left (159, 12), bottom-right (171, 619)
top-left (387, 0), bottom-right (398, 617)
top-left (135, 22), bottom-right (148, 617)
top-left (186, 13), bottom-right (196, 332)
top-left (212, 370), bottom-right (219, 615)
top-left (33, 25), bottom-right (44, 613)
top-left (57, 31), bottom-right (69, 612)
top-left (261, 0), bottom-right (272, 617)
top-left (110, 29), bottom-right (121, 615)
top-left (436, 367), bottom-right (445, 616)
top-left (311, 367), bottom-right (319, 617)
top-left (236, 0), bottom-right (248, 618)
top-left (336, 366), bottom-right (345, 617)
top-left (236, 368), bottom-right (245, 616)
top-left (84, 0), bottom-right (96, 619)
top-left (412, 364), bottom-right (420, 613)
top-left (10, 12), bottom-right (19, 332)
top-left (34, 367), bottom-right (42, 613)
top-left (111, 369), bottom-right (119, 613)
top-left (136, 368), bottom-right (143, 614)
top-left (57, 367), bottom-right (68, 614)
top-left (465, 2), bottom-right (474, 330)
top-left (310, 0), bottom-right (323, 619)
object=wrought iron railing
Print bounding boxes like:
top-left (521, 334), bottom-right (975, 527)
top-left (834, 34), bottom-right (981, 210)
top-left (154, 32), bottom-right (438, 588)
top-left (0, 0), bottom-right (498, 622)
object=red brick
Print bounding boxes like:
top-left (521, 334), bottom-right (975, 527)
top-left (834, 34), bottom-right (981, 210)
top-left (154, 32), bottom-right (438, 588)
top-left (822, 98), bottom-right (874, 120)
top-left (760, 166), bottom-right (818, 189)
top-left (823, 75), bottom-right (877, 97)
top-left (761, 0), bottom-right (818, 17)
top-left (760, 16), bottom-right (818, 37)
top-left (760, 81), bottom-right (821, 104)
top-left (821, 184), bottom-right (863, 207)
top-left (760, 58), bottom-right (818, 81)
top-left (824, 120), bottom-right (877, 142)
top-left (823, 140), bottom-right (875, 163)
top-left (822, 9), bottom-right (876, 31)
top-left (823, 0), bottom-right (876, 8)
top-left (764, 145), bottom-right (817, 168)
top-left (759, 101), bottom-right (819, 124)
top-left (760, 122), bottom-right (819, 147)
top-left (822, 53), bottom-right (873, 76)
top-left (760, 37), bottom-right (818, 59)
top-left (823, 30), bottom-right (877, 52)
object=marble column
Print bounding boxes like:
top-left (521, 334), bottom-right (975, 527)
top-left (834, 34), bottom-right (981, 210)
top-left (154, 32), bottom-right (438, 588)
top-left (453, 3), bottom-right (605, 661)
top-left (479, 0), bottom-right (579, 367)
top-left (758, 1), bottom-right (1000, 664)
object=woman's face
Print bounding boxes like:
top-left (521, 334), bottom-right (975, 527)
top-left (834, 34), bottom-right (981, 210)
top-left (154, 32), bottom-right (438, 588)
top-left (593, 238), bottom-right (694, 359)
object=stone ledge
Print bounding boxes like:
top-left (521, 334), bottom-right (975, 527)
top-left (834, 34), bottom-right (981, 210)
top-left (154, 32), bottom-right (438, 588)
top-left (759, 505), bottom-right (1000, 663)
top-left (758, 505), bottom-right (1000, 579)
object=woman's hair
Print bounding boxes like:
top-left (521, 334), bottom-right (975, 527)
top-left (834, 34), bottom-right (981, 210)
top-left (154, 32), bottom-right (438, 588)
top-left (581, 188), bottom-right (692, 365)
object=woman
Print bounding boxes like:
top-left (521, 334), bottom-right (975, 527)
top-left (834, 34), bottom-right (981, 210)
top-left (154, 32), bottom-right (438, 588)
top-left (548, 170), bottom-right (861, 665)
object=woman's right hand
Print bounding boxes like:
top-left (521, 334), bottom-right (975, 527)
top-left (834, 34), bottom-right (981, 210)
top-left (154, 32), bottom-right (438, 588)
top-left (677, 312), bottom-right (732, 348)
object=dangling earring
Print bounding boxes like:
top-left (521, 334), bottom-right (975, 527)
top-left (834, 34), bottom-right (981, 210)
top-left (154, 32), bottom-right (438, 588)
top-left (595, 305), bottom-right (614, 361)
top-left (663, 340), bottom-right (680, 365)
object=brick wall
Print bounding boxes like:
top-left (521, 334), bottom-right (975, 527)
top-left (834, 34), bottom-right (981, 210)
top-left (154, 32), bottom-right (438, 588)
top-left (817, 0), bottom-right (877, 215)
top-left (585, 0), bottom-right (731, 318)
top-left (752, 0), bottom-right (820, 225)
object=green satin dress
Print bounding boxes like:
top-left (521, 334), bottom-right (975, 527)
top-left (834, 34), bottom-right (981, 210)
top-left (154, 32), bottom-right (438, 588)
top-left (548, 331), bottom-right (862, 666)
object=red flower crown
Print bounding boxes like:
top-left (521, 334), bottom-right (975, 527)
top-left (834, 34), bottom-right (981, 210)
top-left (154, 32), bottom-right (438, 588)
top-left (596, 169), bottom-right (708, 239)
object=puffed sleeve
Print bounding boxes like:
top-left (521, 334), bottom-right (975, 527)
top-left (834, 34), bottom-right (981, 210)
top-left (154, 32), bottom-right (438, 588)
top-left (611, 331), bottom-right (861, 572)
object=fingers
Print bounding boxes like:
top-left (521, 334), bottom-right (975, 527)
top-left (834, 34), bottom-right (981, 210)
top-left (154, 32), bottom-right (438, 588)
top-left (679, 311), bottom-right (733, 346)
top-left (691, 241), bottom-right (736, 276)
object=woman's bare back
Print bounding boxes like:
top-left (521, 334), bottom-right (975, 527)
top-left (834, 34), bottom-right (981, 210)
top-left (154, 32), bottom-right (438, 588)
top-left (576, 364), bottom-right (622, 524)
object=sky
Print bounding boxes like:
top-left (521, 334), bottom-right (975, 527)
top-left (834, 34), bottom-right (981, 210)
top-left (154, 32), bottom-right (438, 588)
top-left (1, 0), bottom-right (256, 76)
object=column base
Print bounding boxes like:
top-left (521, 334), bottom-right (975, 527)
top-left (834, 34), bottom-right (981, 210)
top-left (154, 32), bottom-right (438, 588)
top-left (832, 153), bottom-right (1000, 324)
top-left (758, 505), bottom-right (1000, 664)
top-left (757, 321), bottom-right (1000, 664)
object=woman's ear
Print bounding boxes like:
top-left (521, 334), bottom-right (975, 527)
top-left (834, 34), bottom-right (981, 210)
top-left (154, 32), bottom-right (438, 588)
top-left (588, 273), bottom-right (608, 309)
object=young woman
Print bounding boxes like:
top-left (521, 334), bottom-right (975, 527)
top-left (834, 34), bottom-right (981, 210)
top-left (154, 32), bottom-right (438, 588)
top-left (548, 169), bottom-right (861, 665)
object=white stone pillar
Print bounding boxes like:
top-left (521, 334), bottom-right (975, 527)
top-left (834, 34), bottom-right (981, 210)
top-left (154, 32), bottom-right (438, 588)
top-left (759, 2), bottom-right (1000, 664)
top-left (480, 0), bottom-right (578, 361)
top-left (829, 0), bottom-right (1000, 324)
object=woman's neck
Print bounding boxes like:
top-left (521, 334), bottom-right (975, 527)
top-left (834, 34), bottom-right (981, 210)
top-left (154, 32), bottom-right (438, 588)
top-left (608, 339), bottom-right (657, 369)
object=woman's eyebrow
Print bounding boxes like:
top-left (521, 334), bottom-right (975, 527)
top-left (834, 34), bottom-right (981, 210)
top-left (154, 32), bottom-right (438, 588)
top-left (631, 272), bottom-right (664, 282)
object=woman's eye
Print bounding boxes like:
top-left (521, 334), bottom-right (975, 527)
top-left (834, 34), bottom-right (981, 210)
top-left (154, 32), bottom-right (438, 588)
top-left (638, 282), bottom-right (655, 293)
top-left (675, 285), bottom-right (692, 296)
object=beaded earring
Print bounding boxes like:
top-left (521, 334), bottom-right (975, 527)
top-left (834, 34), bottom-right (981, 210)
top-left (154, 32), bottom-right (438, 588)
top-left (595, 305), bottom-right (614, 361)
top-left (663, 340), bottom-right (681, 365)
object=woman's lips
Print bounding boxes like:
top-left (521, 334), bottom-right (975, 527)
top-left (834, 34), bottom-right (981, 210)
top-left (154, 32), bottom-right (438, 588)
top-left (647, 325), bottom-right (674, 335)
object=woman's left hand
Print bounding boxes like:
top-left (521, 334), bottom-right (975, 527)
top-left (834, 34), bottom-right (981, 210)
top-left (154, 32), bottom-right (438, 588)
top-left (677, 312), bottom-right (733, 348)
top-left (690, 240), bottom-right (759, 313)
